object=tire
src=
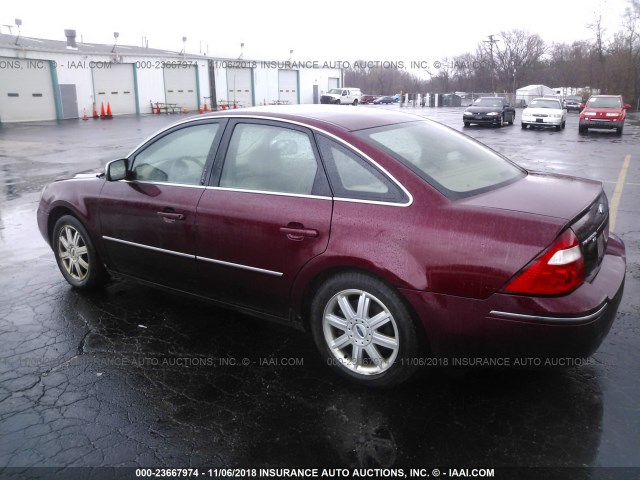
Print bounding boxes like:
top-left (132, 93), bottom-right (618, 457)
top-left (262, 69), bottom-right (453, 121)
top-left (561, 120), bottom-right (566, 129)
top-left (579, 125), bottom-right (587, 134)
top-left (497, 115), bottom-right (504, 127)
top-left (521, 122), bottom-right (527, 129)
top-left (310, 272), bottom-right (419, 387)
top-left (616, 125), bottom-right (623, 135)
top-left (508, 113), bottom-right (514, 125)
top-left (335, 99), bottom-right (341, 105)
top-left (52, 215), bottom-right (107, 290)
top-left (555, 124), bottom-right (561, 131)
top-left (464, 122), bottom-right (470, 127)
top-left (352, 99), bottom-right (358, 106)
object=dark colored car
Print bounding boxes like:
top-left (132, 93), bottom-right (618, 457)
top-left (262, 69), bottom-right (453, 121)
top-left (565, 96), bottom-right (584, 112)
top-left (373, 96), bottom-right (395, 104)
top-left (38, 106), bottom-right (625, 386)
top-left (579, 95), bottom-right (631, 135)
top-left (360, 95), bottom-right (378, 104)
top-left (463, 97), bottom-right (516, 127)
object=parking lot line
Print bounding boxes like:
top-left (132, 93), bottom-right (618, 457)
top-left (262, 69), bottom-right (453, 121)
top-left (609, 154), bottom-right (631, 233)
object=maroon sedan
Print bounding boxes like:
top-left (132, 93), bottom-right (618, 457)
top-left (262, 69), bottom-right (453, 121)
top-left (37, 106), bottom-right (626, 386)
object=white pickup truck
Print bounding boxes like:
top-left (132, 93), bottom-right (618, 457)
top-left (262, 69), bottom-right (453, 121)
top-left (320, 88), bottom-right (362, 105)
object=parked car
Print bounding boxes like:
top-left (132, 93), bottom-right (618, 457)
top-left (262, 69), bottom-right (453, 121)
top-left (372, 96), bottom-right (395, 104)
top-left (320, 88), bottom-right (362, 105)
top-left (579, 95), bottom-right (631, 134)
top-left (360, 95), bottom-right (378, 104)
top-left (463, 97), bottom-right (516, 127)
top-left (565, 95), bottom-right (584, 112)
top-left (38, 106), bottom-right (625, 387)
top-left (521, 97), bottom-right (567, 131)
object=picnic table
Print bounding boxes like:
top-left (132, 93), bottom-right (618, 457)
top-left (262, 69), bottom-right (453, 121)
top-left (153, 102), bottom-right (180, 114)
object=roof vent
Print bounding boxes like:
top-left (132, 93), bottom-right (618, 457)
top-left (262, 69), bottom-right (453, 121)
top-left (64, 29), bottom-right (78, 49)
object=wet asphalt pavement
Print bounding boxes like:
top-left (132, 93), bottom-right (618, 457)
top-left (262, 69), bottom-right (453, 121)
top-left (0, 107), bottom-right (639, 479)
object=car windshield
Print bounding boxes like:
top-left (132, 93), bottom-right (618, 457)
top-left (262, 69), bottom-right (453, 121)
top-left (328, 89), bottom-right (343, 94)
top-left (354, 120), bottom-right (525, 198)
top-left (587, 97), bottom-right (621, 108)
top-left (474, 98), bottom-right (504, 107)
top-left (529, 99), bottom-right (562, 109)
top-left (566, 96), bottom-right (582, 102)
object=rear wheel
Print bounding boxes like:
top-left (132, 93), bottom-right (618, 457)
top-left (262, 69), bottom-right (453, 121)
top-left (352, 99), bottom-right (358, 106)
top-left (311, 272), bottom-right (419, 387)
top-left (53, 215), bottom-right (107, 289)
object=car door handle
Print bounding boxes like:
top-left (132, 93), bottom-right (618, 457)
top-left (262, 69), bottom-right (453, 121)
top-left (280, 226), bottom-right (319, 241)
top-left (157, 211), bottom-right (185, 222)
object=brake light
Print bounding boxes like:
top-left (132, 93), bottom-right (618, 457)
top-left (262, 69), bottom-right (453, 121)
top-left (504, 229), bottom-right (585, 295)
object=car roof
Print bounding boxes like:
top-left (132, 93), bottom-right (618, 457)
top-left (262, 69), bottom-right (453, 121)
top-left (192, 105), bottom-right (422, 131)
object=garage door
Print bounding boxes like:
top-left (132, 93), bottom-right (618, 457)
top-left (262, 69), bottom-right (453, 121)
top-left (0, 57), bottom-right (56, 123)
top-left (278, 70), bottom-right (298, 104)
top-left (226, 68), bottom-right (253, 107)
top-left (92, 64), bottom-right (136, 115)
top-left (164, 66), bottom-right (198, 111)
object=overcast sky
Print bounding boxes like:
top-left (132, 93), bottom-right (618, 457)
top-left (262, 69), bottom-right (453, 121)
top-left (1, 0), bottom-right (632, 62)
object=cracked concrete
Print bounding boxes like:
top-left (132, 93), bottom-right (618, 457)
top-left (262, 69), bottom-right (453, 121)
top-left (0, 110), bottom-right (638, 476)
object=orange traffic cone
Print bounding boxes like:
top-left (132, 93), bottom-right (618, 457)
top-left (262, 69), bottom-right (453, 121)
top-left (100, 102), bottom-right (106, 118)
top-left (203, 102), bottom-right (209, 112)
top-left (199, 106), bottom-right (203, 114)
top-left (92, 104), bottom-right (99, 119)
top-left (82, 109), bottom-right (88, 121)
top-left (106, 102), bottom-right (113, 119)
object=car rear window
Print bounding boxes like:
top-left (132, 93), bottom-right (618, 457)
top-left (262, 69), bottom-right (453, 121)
top-left (354, 120), bottom-right (526, 198)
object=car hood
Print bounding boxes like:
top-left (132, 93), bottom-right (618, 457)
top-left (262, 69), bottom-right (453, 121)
top-left (465, 106), bottom-right (502, 113)
top-left (523, 108), bottom-right (563, 115)
top-left (459, 172), bottom-right (602, 222)
top-left (583, 107), bottom-right (622, 113)
top-left (54, 169), bottom-right (104, 182)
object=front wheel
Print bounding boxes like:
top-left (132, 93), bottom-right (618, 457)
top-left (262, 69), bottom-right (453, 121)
top-left (521, 122), bottom-right (527, 129)
top-left (53, 215), bottom-right (107, 289)
top-left (310, 273), bottom-right (419, 387)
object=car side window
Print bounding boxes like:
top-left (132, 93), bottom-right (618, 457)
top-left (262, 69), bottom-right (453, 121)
top-left (131, 123), bottom-right (219, 185)
top-left (219, 123), bottom-right (319, 195)
top-left (316, 135), bottom-right (405, 203)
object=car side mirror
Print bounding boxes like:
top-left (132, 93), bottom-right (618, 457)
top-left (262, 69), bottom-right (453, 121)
top-left (623, 104), bottom-right (632, 109)
top-left (106, 158), bottom-right (129, 181)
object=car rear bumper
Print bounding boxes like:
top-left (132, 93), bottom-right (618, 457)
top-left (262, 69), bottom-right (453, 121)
top-left (401, 234), bottom-right (626, 359)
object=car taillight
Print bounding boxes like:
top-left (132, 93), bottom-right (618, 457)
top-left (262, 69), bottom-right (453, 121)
top-left (503, 229), bottom-right (585, 295)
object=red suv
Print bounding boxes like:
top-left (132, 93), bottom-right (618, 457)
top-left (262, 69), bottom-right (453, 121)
top-left (579, 95), bottom-right (632, 135)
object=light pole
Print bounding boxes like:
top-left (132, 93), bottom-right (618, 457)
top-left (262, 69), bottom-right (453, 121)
top-left (483, 34), bottom-right (500, 93)
top-left (513, 67), bottom-right (516, 105)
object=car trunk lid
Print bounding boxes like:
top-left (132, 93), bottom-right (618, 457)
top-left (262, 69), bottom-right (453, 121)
top-left (460, 172), bottom-right (608, 278)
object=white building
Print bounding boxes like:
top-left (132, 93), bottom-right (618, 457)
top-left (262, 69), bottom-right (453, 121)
top-left (0, 31), bottom-right (342, 123)
top-left (515, 84), bottom-right (555, 106)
